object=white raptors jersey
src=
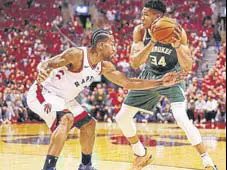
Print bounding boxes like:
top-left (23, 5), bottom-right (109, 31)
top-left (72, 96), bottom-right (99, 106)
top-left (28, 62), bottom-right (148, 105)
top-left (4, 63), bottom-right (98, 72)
top-left (42, 47), bottom-right (102, 101)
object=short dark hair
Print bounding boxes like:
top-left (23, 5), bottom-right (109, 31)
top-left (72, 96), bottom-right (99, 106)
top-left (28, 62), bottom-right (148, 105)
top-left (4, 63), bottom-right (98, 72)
top-left (145, 0), bottom-right (166, 14)
top-left (91, 29), bottom-right (112, 47)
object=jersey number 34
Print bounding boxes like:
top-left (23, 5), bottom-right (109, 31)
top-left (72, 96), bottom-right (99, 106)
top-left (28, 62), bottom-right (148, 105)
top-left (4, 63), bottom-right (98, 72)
top-left (150, 56), bottom-right (167, 67)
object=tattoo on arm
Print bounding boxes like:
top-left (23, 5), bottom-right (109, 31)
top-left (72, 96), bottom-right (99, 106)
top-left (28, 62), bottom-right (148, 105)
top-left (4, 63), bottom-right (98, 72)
top-left (46, 48), bottom-right (81, 69)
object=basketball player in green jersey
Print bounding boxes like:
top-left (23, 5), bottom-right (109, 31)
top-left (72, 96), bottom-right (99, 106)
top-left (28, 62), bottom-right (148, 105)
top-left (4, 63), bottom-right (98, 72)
top-left (115, 1), bottom-right (218, 170)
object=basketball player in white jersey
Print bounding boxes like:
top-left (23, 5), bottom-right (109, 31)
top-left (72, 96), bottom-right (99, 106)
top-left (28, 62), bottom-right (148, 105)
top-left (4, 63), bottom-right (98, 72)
top-left (27, 29), bottom-right (184, 170)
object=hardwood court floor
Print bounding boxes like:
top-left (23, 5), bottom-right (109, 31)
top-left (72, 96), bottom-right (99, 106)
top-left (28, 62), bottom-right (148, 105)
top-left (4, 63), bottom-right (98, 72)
top-left (0, 122), bottom-right (226, 170)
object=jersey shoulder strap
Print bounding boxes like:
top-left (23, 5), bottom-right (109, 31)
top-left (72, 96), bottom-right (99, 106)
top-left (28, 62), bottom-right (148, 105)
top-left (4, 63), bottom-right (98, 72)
top-left (78, 47), bottom-right (87, 69)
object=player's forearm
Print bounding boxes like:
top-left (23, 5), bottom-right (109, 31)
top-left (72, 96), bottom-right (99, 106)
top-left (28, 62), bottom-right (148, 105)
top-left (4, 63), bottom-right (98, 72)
top-left (104, 72), bottom-right (163, 90)
top-left (125, 78), bottom-right (163, 90)
top-left (130, 42), bottom-right (154, 69)
top-left (176, 45), bottom-right (193, 72)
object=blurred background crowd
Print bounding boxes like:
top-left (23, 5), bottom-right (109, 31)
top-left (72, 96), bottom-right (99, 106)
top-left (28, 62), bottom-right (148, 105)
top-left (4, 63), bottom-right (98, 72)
top-left (0, 0), bottom-right (226, 125)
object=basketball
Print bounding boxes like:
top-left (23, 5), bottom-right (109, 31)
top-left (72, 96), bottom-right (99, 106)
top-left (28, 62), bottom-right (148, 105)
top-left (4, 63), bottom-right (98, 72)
top-left (151, 17), bottom-right (179, 44)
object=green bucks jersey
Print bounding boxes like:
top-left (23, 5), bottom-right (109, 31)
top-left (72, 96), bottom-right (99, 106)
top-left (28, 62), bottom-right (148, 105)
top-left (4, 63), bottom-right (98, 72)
top-left (142, 29), bottom-right (182, 76)
top-left (124, 29), bottom-right (186, 111)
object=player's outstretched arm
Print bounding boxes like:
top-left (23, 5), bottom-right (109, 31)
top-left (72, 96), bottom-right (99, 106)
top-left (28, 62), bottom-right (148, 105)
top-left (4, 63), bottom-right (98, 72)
top-left (102, 61), bottom-right (185, 90)
top-left (172, 26), bottom-right (193, 72)
top-left (37, 47), bottom-right (82, 83)
top-left (130, 25), bottom-right (155, 69)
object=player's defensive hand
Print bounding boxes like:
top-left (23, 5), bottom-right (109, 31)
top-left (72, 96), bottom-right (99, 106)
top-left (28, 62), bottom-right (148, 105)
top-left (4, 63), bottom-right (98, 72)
top-left (37, 62), bottom-right (52, 84)
top-left (161, 70), bottom-right (187, 87)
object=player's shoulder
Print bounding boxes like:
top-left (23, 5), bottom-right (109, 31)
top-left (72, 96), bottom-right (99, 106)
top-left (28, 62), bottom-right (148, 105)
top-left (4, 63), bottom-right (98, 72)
top-left (63, 47), bottom-right (84, 61)
top-left (65, 47), bottom-right (84, 55)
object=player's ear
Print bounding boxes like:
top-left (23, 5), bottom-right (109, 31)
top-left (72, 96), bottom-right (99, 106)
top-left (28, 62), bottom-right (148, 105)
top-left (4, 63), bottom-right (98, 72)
top-left (156, 14), bottom-right (162, 19)
top-left (100, 43), bottom-right (104, 49)
top-left (156, 12), bottom-right (164, 19)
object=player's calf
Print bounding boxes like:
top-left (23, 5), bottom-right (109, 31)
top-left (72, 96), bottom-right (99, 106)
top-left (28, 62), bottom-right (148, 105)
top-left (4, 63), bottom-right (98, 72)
top-left (79, 119), bottom-right (97, 169)
top-left (43, 113), bottom-right (74, 170)
top-left (80, 119), bottom-right (96, 154)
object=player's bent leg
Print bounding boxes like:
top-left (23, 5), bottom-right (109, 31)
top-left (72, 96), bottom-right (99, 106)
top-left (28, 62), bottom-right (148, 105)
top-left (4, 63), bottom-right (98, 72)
top-left (171, 102), bottom-right (202, 146)
top-left (48, 113), bottom-right (74, 155)
top-left (68, 98), bottom-right (98, 170)
top-left (116, 104), bottom-right (145, 155)
top-left (79, 119), bottom-right (96, 155)
top-left (171, 102), bottom-right (217, 169)
top-left (115, 104), bottom-right (137, 139)
top-left (72, 110), bottom-right (97, 170)
top-left (42, 113), bottom-right (74, 170)
top-left (116, 104), bottom-right (153, 170)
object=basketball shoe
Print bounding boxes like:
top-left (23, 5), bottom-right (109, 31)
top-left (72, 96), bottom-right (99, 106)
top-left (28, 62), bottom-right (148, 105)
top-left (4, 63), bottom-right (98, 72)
top-left (78, 163), bottom-right (97, 170)
top-left (128, 149), bottom-right (154, 170)
top-left (205, 165), bottom-right (218, 170)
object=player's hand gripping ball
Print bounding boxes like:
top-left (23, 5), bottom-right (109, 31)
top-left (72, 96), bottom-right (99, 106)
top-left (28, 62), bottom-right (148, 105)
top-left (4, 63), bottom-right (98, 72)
top-left (151, 17), bottom-right (182, 45)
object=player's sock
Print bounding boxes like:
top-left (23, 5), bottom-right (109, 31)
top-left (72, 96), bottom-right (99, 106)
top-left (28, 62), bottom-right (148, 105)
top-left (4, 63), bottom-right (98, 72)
top-left (131, 141), bottom-right (146, 157)
top-left (43, 155), bottom-right (58, 170)
top-left (201, 153), bottom-right (215, 167)
top-left (82, 153), bottom-right (92, 165)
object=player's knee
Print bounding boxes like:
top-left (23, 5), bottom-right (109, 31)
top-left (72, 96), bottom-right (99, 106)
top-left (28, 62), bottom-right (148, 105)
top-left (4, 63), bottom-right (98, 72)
top-left (175, 117), bottom-right (193, 131)
top-left (83, 119), bottom-right (96, 130)
top-left (175, 119), bottom-right (185, 129)
top-left (89, 119), bottom-right (96, 126)
top-left (59, 114), bottom-right (74, 131)
top-left (81, 119), bottom-right (96, 135)
top-left (115, 113), bottom-right (122, 124)
top-left (52, 115), bottom-right (74, 141)
top-left (115, 108), bottom-right (137, 138)
top-left (176, 118), bottom-right (202, 146)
